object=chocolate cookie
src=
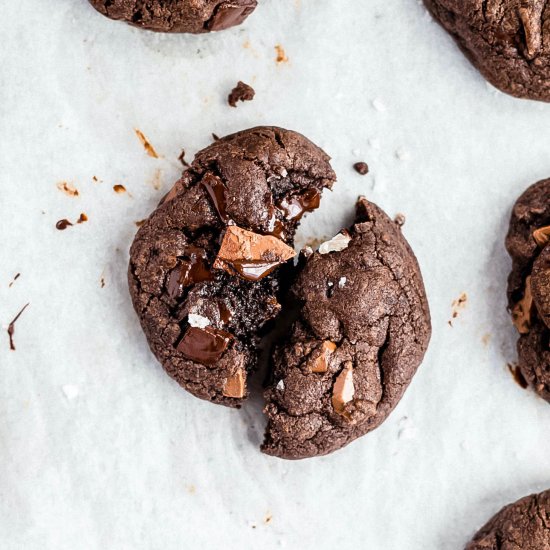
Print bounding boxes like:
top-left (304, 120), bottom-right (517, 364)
top-left (128, 127), bottom-right (336, 407)
top-left (424, 0), bottom-right (550, 102)
top-left (506, 178), bottom-right (550, 403)
top-left (88, 0), bottom-right (257, 33)
top-left (466, 490), bottom-right (550, 549)
top-left (262, 197), bottom-right (432, 459)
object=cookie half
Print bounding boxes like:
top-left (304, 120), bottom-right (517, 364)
top-left (262, 197), bottom-right (431, 459)
top-left (424, 0), bottom-right (550, 102)
top-left (506, 178), bottom-right (550, 403)
top-left (466, 489), bottom-right (550, 549)
top-left (88, 0), bottom-right (258, 33)
top-left (128, 127), bottom-right (335, 407)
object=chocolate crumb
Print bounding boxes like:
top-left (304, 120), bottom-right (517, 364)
top-left (134, 129), bottom-right (159, 158)
top-left (77, 213), bottom-right (88, 224)
top-left (212, 133), bottom-right (220, 141)
top-left (508, 363), bottom-right (528, 389)
top-left (353, 162), bottom-right (369, 175)
top-left (92, 176), bottom-right (99, 183)
top-left (178, 149), bottom-right (190, 168)
top-left (56, 219), bottom-right (73, 230)
top-left (113, 184), bottom-right (126, 194)
top-left (275, 44), bottom-right (288, 63)
top-left (135, 219), bottom-right (146, 227)
top-left (56, 182), bottom-right (79, 197)
top-left (8, 303), bottom-right (29, 351)
top-left (228, 81), bottom-right (255, 107)
top-left (8, 273), bottom-right (20, 288)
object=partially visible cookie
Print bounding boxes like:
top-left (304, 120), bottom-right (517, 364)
top-left (262, 197), bottom-right (431, 459)
top-left (424, 0), bottom-right (550, 102)
top-left (128, 127), bottom-right (335, 407)
top-left (89, 0), bottom-right (257, 33)
top-left (506, 179), bottom-right (550, 403)
top-left (466, 490), bottom-right (550, 549)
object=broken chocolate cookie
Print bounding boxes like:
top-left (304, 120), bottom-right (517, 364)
top-left (424, 0), bottom-right (550, 102)
top-left (506, 178), bottom-right (550, 403)
top-left (88, 0), bottom-right (257, 33)
top-left (465, 489), bottom-right (550, 549)
top-left (262, 197), bottom-right (431, 459)
top-left (128, 127), bottom-right (335, 407)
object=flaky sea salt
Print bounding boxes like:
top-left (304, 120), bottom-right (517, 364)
top-left (188, 313), bottom-right (210, 329)
top-left (318, 232), bottom-right (352, 254)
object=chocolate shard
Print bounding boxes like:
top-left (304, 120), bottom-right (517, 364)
top-left (213, 226), bottom-right (296, 281)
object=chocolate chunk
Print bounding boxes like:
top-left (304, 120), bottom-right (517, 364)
top-left (466, 490), bottom-right (550, 550)
top-left (207, 2), bottom-right (257, 31)
top-left (228, 81), bottom-right (255, 107)
top-left (506, 178), bottom-right (550, 403)
top-left (56, 219), bottom-right (73, 230)
top-left (223, 368), bottom-right (246, 398)
top-left (424, 0), bottom-right (550, 102)
top-left (177, 326), bottom-right (232, 366)
top-left (89, 0), bottom-right (257, 34)
top-left (262, 197), bottom-right (431, 459)
top-left (213, 226), bottom-right (296, 281)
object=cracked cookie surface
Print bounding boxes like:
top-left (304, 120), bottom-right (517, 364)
top-left (466, 489), bottom-right (550, 549)
top-left (262, 198), bottom-right (431, 459)
top-left (128, 127), bottom-right (335, 407)
top-left (424, 0), bottom-right (550, 101)
top-left (88, 0), bottom-right (257, 33)
top-left (506, 178), bottom-right (550, 403)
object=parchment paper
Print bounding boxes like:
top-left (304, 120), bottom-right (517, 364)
top-left (1, 1), bottom-right (550, 549)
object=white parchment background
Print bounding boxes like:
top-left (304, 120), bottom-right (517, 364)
top-left (1, 1), bottom-right (550, 549)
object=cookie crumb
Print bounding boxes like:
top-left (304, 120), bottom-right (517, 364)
top-left (178, 149), bottom-right (190, 168)
top-left (8, 273), bottom-right (20, 288)
top-left (264, 513), bottom-right (273, 524)
top-left (113, 184), bottom-right (127, 194)
top-left (135, 129), bottom-right (159, 158)
top-left (77, 213), bottom-right (88, 224)
top-left (228, 81), bottom-right (255, 107)
top-left (7, 303), bottom-right (29, 351)
top-left (394, 213), bottom-right (406, 227)
top-left (135, 219), bottom-right (146, 227)
top-left (212, 133), bottom-right (220, 141)
top-left (353, 162), bottom-right (369, 175)
top-left (275, 44), bottom-right (288, 63)
top-left (56, 181), bottom-right (79, 197)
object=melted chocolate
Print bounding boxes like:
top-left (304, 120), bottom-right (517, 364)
top-left (201, 173), bottom-right (230, 223)
top-left (278, 189), bottom-right (321, 221)
top-left (177, 326), bottom-right (232, 365)
top-left (218, 302), bottom-right (233, 325)
top-left (229, 260), bottom-right (281, 281)
top-left (167, 248), bottom-right (213, 299)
